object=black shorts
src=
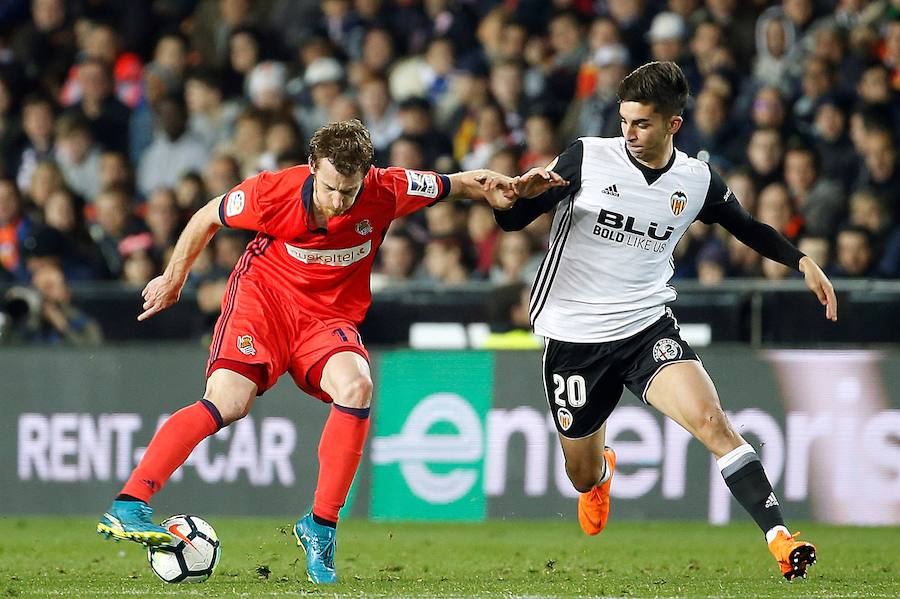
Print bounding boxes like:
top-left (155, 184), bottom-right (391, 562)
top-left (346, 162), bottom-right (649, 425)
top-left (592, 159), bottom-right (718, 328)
top-left (542, 310), bottom-right (700, 439)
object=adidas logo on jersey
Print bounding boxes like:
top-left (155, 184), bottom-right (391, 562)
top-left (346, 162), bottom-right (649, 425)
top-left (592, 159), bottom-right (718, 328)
top-left (602, 184), bottom-right (620, 197)
top-left (765, 492), bottom-right (780, 509)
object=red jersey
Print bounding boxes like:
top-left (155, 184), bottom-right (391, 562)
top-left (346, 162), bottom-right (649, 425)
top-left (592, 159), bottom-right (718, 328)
top-left (218, 165), bottom-right (450, 324)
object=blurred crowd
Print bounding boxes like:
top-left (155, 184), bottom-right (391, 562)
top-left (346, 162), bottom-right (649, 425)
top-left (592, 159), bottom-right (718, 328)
top-left (1, 0), bottom-right (900, 344)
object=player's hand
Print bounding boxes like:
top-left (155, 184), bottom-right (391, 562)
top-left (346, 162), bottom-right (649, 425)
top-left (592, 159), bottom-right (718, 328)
top-left (514, 167), bottom-right (568, 199)
top-left (799, 256), bottom-right (837, 322)
top-left (474, 172), bottom-right (517, 210)
top-left (138, 274), bottom-right (183, 321)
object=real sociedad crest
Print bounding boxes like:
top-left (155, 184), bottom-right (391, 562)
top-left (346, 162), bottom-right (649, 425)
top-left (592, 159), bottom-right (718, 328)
top-left (355, 219), bottom-right (373, 236)
top-left (670, 190), bottom-right (688, 216)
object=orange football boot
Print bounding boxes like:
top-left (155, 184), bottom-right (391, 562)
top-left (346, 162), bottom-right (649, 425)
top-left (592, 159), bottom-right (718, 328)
top-left (768, 530), bottom-right (816, 581)
top-left (577, 447), bottom-right (616, 535)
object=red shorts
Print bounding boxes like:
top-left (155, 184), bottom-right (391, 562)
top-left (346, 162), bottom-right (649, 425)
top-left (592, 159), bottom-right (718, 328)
top-left (206, 276), bottom-right (369, 401)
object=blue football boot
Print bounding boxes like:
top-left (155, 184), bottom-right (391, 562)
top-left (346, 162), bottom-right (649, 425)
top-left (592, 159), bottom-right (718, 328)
top-left (293, 513), bottom-right (338, 583)
top-left (96, 500), bottom-right (172, 546)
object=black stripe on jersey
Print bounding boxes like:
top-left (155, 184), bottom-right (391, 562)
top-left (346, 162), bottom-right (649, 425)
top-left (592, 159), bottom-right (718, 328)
top-left (529, 200), bottom-right (572, 317)
top-left (530, 199), bottom-right (575, 323)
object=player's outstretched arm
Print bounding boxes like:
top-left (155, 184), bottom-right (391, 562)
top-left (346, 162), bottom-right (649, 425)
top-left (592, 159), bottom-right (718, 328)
top-left (446, 169), bottom-right (518, 209)
top-left (513, 167), bottom-right (569, 199)
top-left (138, 195), bottom-right (224, 322)
top-left (799, 256), bottom-right (838, 322)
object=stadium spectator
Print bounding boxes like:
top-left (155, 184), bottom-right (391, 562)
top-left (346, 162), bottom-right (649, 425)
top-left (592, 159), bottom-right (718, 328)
top-left (647, 12), bottom-right (687, 63)
top-left (395, 97), bottom-right (453, 171)
top-left (421, 233), bottom-right (471, 286)
top-left (468, 202), bottom-right (500, 276)
top-left (371, 230), bottom-right (421, 291)
top-left (811, 96), bottom-right (858, 187)
top-left (184, 69), bottom-right (238, 154)
top-left (144, 188), bottom-right (181, 261)
top-left (757, 182), bottom-right (801, 241)
top-left (25, 161), bottom-right (65, 218)
top-left (783, 145), bottom-right (844, 238)
top-left (203, 154), bottom-right (242, 197)
top-left (296, 57), bottom-right (345, 135)
top-left (856, 128), bottom-right (900, 218)
top-left (834, 225), bottom-right (876, 277)
top-left (677, 87), bottom-right (733, 163)
top-left (9, 0), bottom-right (75, 93)
top-left (490, 230), bottom-right (537, 285)
top-left (490, 59), bottom-right (528, 144)
top-left (119, 232), bottom-right (158, 288)
top-left (565, 43), bottom-right (629, 140)
top-left (519, 114), bottom-right (558, 172)
top-left (97, 151), bottom-right (133, 196)
top-left (42, 187), bottom-right (105, 280)
top-left (89, 184), bottom-right (139, 278)
top-left (0, 178), bottom-right (32, 282)
top-left (137, 95), bottom-right (208, 197)
top-left (358, 75), bottom-right (402, 155)
top-left (54, 113), bottom-right (101, 201)
top-left (460, 103), bottom-right (510, 171)
top-left (66, 58), bottom-right (131, 155)
top-left (797, 235), bottom-right (832, 272)
top-left (14, 94), bottom-right (56, 194)
top-left (745, 127), bottom-right (785, 190)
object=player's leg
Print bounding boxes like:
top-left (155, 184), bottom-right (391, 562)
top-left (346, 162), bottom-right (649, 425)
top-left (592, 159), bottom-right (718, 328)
top-left (645, 361), bottom-right (815, 580)
top-left (97, 370), bottom-right (256, 545)
top-left (289, 321), bottom-right (372, 584)
top-left (543, 338), bottom-right (621, 535)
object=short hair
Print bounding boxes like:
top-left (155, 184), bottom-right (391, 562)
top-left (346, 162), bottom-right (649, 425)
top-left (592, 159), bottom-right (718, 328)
top-left (837, 224), bottom-right (873, 246)
top-left (308, 119), bottom-right (374, 176)
top-left (617, 61), bottom-right (689, 117)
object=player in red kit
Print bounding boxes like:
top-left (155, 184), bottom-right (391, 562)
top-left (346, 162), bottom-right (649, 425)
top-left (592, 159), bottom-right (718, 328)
top-left (97, 120), bottom-right (517, 583)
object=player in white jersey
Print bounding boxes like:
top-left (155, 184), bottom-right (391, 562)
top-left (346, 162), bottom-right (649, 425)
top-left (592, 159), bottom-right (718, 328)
top-left (494, 62), bottom-right (836, 581)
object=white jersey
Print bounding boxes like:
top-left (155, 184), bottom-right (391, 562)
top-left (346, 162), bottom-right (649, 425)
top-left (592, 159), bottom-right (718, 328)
top-left (529, 137), bottom-right (724, 343)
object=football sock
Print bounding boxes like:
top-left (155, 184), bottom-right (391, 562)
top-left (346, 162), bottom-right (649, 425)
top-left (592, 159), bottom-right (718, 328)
top-left (718, 444), bottom-right (786, 536)
top-left (119, 400), bottom-right (223, 503)
top-left (597, 453), bottom-right (611, 485)
top-left (312, 514), bottom-right (337, 528)
top-left (312, 404), bottom-right (371, 524)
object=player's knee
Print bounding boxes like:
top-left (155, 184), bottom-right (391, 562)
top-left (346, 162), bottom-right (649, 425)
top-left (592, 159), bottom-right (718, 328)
top-left (333, 375), bottom-right (373, 409)
top-left (693, 407), bottom-right (734, 443)
top-left (205, 390), bottom-right (253, 425)
top-left (565, 460), bottom-right (602, 493)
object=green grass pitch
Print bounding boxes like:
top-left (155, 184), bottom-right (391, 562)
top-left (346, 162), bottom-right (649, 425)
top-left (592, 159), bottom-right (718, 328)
top-left (0, 517), bottom-right (897, 598)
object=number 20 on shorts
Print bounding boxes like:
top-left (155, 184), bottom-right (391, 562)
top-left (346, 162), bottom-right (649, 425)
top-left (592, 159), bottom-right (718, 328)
top-left (553, 374), bottom-right (587, 408)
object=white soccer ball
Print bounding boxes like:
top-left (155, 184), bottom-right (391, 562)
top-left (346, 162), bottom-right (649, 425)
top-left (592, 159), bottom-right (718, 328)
top-left (148, 515), bottom-right (221, 583)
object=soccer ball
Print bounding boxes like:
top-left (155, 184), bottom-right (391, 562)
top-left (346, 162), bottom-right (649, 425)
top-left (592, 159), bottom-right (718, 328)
top-left (147, 515), bottom-right (221, 583)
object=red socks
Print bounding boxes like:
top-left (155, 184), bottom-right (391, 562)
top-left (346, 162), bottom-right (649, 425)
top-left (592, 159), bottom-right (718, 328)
top-left (312, 404), bottom-right (371, 523)
top-left (120, 400), bottom-right (222, 503)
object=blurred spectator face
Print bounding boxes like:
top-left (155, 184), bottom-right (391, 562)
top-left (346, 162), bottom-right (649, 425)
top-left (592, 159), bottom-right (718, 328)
top-left (79, 61), bottom-right (112, 104)
top-left (756, 183), bottom-right (793, 231)
top-left (358, 78), bottom-right (391, 119)
top-left (765, 18), bottom-right (788, 58)
top-left (29, 162), bottom-right (64, 209)
top-left (398, 105), bottom-right (431, 135)
top-left (669, 0), bottom-right (698, 17)
top-left (23, 100), bottom-right (54, 145)
top-left (863, 131), bottom-right (897, 182)
top-left (85, 24), bottom-right (118, 63)
top-left (813, 102), bottom-right (845, 141)
top-left (220, 0), bottom-right (250, 26)
top-left (321, 0), bottom-right (350, 18)
top-left (361, 29), bottom-right (394, 73)
top-left (524, 116), bottom-right (555, 155)
top-left (801, 58), bottom-right (833, 99)
top-left (154, 35), bottom-right (187, 77)
top-left (857, 65), bottom-right (891, 104)
top-left (379, 233), bottom-right (417, 280)
top-left (487, 149), bottom-right (518, 176)
top-left (32, 263), bottom-right (70, 304)
top-left (57, 123), bottom-right (92, 164)
top-left (44, 189), bottom-right (76, 232)
top-left (388, 138), bottom-right (424, 170)
top-left (849, 192), bottom-right (887, 232)
top-left (597, 60), bottom-right (627, 95)
top-left (94, 190), bottom-right (130, 237)
top-left (329, 95), bottom-right (361, 122)
top-left (185, 78), bottom-right (220, 115)
top-left (726, 171), bottom-right (756, 212)
top-left (158, 97), bottom-right (188, 141)
top-left (697, 258), bottom-right (725, 285)
top-left (797, 236), bottom-right (830, 269)
top-left (424, 237), bottom-right (466, 283)
top-left (215, 232), bottom-right (246, 269)
top-left (495, 231), bottom-right (532, 279)
top-left (500, 22), bottom-right (528, 60)
top-left (450, 71), bottom-right (487, 108)
top-left (549, 14), bottom-right (583, 56)
top-left (425, 202), bottom-right (464, 236)
top-left (99, 152), bottom-right (129, 190)
top-left (0, 181), bottom-right (20, 225)
top-left (490, 63), bottom-right (523, 109)
top-left (234, 114), bottom-right (266, 155)
top-left (426, 38), bottom-right (455, 75)
top-left (747, 129), bottom-right (783, 175)
top-left (813, 27), bottom-right (844, 64)
top-left (176, 175), bottom-right (206, 211)
top-left (690, 22), bottom-right (722, 59)
top-left (589, 18), bottom-right (620, 51)
top-left (694, 90), bottom-right (726, 134)
top-left (836, 229), bottom-right (873, 276)
top-left (312, 81), bottom-right (342, 110)
top-left (752, 88), bottom-right (784, 128)
top-left (33, 0), bottom-right (65, 32)
top-left (146, 188), bottom-right (180, 241)
top-left (706, 0), bottom-right (736, 19)
top-left (476, 105), bottom-right (506, 143)
top-left (783, 0), bottom-right (813, 26)
top-left (265, 120), bottom-right (299, 156)
top-left (204, 155), bottom-right (241, 196)
top-left (608, 0), bottom-right (643, 23)
top-left (230, 31), bottom-right (260, 75)
top-left (783, 149), bottom-right (817, 198)
top-left (468, 203), bottom-right (497, 244)
top-left (122, 249), bottom-right (156, 287)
